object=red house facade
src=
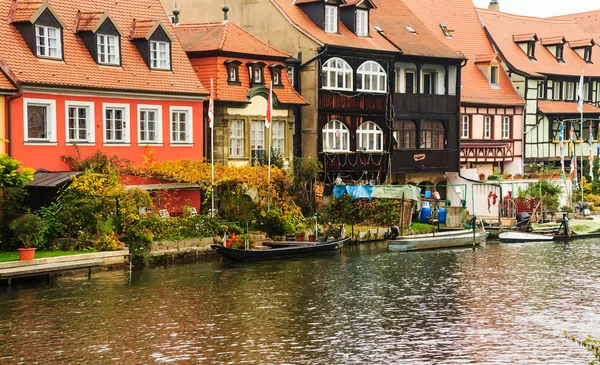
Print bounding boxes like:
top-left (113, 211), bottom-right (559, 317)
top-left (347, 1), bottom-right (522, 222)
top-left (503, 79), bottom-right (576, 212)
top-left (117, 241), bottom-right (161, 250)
top-left (1, 0), bottom-right (207, 171)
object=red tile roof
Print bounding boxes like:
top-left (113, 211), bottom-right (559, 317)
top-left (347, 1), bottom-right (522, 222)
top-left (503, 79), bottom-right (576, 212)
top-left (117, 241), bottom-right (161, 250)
top-left (274, 0), bottom-right (459, 57)
top-left (478, 8), bottom-right (600, 77)
top-left (552, 10), bottom-right (600, 44)
top-left (9, 0), bottom-right (43, 23)
top-left (401, 0), bottom-right (523, 106)
top-left (174, 22), bottom-right (290, 58)
top-left (0, 0), bottom-right (206, 96)
top-left (190, 56), bottom-right (307, 105)
top-left (0, 73), bottom-right (16, 91)
top-left (513, 33), bottom-right (537, 42)
top-left (0, 57), bottom-right (18, 91)
top-left (129, 19), bottom-right (167, 40)
top-left (538, 101), bottom-right (600, 114)
top-left (568, 39), bottom-right (596, 48)
top-left (74, 11), bottom-right (106, 33)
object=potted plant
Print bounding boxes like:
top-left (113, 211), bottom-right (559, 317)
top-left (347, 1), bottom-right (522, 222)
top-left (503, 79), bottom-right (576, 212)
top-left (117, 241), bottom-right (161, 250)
top-left (295, 221), bottom-right (307, 242)
top-left (10, 213), bottom-right (47, 261)
top-left (479, 173), bottom-right (486, 181)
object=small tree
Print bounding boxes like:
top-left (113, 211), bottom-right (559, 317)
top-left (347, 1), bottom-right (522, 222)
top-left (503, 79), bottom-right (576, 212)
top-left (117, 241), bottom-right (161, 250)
top-left (10, 214), bottom-right (46, 249)
top-left (518, 180), bottom-right (562, 211)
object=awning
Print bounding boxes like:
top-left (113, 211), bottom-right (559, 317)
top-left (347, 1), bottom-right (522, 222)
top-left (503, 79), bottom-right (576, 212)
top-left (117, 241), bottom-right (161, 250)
top-left (538, 101), bottom-right (600, 115)
top-left (25, 170), bottom-right (82, 188)
top-left (333, 185), bottom-right (421, 201)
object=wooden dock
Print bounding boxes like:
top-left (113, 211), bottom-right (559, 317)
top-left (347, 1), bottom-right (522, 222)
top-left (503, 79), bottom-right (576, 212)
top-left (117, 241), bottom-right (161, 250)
top-left (0, 250), bottom-right (129, 285)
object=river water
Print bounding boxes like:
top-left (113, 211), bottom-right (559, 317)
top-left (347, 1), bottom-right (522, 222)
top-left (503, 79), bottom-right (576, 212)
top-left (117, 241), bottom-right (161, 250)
top-left (1, 240), bottom-right (600, 364)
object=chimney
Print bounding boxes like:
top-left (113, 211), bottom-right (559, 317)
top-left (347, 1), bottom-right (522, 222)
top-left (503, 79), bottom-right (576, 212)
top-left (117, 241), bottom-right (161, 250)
top-left (488, 0), bottom-right (499, 11)
top-left (222, 4), bottom-right (229, 24)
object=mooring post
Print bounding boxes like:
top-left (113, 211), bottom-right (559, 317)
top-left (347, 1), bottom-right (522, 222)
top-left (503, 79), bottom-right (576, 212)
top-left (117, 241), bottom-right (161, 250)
top-left (88, 267), bottom-right (92, 279)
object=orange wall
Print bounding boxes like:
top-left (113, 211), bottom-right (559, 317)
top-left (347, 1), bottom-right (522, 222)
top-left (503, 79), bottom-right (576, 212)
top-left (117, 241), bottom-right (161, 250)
top-left (9, 91), bottom-right (204, 171)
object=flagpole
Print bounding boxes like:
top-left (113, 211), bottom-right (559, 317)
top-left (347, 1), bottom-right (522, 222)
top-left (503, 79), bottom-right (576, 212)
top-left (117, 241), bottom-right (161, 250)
top-left (209, 78), bottom-right (215, 218)
top-left (266, 80), bottom-right (273, 211)
top-left (581, 113), bottom-right (584, 203)
top-left (578, 69), bottom-right (585, 203)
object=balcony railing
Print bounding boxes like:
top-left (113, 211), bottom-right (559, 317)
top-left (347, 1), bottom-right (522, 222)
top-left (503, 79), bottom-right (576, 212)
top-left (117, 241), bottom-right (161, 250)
top-left (460, 141), bottom-right (515, 163)
top-left (320, 152), bottom-right (389, 183)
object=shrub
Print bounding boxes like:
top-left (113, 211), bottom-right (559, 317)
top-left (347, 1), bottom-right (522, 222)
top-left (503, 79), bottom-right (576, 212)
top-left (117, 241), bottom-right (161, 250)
top-left (10, 214), bottom-right (47, 249)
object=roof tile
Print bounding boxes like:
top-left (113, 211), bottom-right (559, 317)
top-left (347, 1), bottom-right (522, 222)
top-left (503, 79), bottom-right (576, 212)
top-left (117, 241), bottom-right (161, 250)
top-left (538, 100), bottom-right (600, 114)
top-left (175, 22), bottom-right (290, 58)
top-left (0, 0), bottom-right (205, 95)
top-left (401, 0), bottom-right (523, 105)
top-left (478, 8), bottom-right (600, 77)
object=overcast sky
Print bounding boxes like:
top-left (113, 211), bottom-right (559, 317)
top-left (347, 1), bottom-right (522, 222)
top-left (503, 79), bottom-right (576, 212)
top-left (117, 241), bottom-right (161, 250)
top-left (472, 0), bottom-right (599, 18)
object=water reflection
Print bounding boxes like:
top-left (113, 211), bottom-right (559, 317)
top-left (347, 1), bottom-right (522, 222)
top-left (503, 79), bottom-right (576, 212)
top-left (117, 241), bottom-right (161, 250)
top-left (1, 241), bottom-right (599, 364)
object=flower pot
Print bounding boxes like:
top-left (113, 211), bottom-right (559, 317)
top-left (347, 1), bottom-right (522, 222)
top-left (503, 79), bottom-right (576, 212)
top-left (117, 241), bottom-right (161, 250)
top-left (296, 234), bottom-right (305, 242)
top-left (308, 234), bottom-right (316, 242)
top-left (18, 248), bottom-right (36, 261)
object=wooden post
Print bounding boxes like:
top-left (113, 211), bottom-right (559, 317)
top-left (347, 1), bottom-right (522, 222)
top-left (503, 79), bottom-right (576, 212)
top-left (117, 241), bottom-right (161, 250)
top-left (400, 193), bottom-right (405, 236)
top-left (88, 267), bottom-right (92, 279)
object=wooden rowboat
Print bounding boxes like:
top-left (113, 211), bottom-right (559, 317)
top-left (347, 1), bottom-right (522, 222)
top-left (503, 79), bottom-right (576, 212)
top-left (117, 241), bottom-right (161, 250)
top-left (388, 229), bottom-right (489, 251)
top-left (211, 238), bottom-right (349, 261)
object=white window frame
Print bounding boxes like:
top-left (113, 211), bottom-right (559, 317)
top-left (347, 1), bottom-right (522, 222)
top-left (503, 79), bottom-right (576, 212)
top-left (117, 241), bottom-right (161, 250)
top-left (103, 103), bottom-right (130, 145)
top-left (35, 25), bottom-right (62, 59)
top-left (490, 66), bottom-right (499, 85)
top-left (422, 71), bottom-right (437, 95)
top-left (97, 34), bottom-right (120, 65)
top-left (325, 5), bottom-right (338, 34)
top-left (170, 106), bottom-right (193, 145)
top-left (356, 9), bottom-right (368, 37)
top-left (287, 66), bottom-right (294, 88)
top-left (272, 121), bottom-right (285, 154)
top-left (322, 57), bottom-right (353, 91)
top-left (251, 120), bottom-right (265, 152)
top-left (502, 116), bottom-right (511, 139)
top-left (356, 121), bottom-right (383, 152)
top-left (150, 41), bottom-right (171, 70)
top-left (357, 61), bottom-right (387, 93)
top-left (137, 105), bottom-right (163, 145)
top-left (461, 115), bottom-right (470, 139)
top-left (566, 82), bottom-right (575, 101)
top-left (404, 70), bottom-right (416, 93)
top-left (322, 120), bottom-right (350, 152)
top-left (230, 120), bottom-right (245, 157)
top-left (23, 98), bottom-right (57, 144)
top-left (484, 116), bottom-right (492, 139)
top-left (65, 101), bottom-right (95, 144)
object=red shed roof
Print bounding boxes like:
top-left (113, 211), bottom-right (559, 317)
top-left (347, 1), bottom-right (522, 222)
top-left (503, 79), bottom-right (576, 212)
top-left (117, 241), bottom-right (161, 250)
top-left (0, 0), bottom-right (206, 96)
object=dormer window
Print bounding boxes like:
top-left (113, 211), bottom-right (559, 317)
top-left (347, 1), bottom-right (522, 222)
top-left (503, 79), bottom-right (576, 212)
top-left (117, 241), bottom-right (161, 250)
top-left (224, 60), bottom-right (242, 85)
top-left (584, 46), bottom-right (593, 63)
top-left (490, 65), bottom-right (499, 85)
top-left (35, 25), bottom-right (62, 59)
top-left (247, 62), bottom-right (265, 85)
top-left (130, 19), bottom-right (172, 71)
top-left (356, 10), bottom-right (368, 37)
top-left (269, 64), bottom-right (285, 87)
top-left (150, 41), bottom-right (170, 69)
top-left (97, 34), bottom-right (119, 65)
top-left (440, 24), bottom-right (453, 38)
top-left (229, 66), bottom-right (238, 81)
top-left (527, 41), bottom-right (535, 59)
top-left (9, 1), bottom-right (65, 61)
top-left (325, 5), bottom-right (338, 33)
top-left (555, 44), bottom-right (564, 62)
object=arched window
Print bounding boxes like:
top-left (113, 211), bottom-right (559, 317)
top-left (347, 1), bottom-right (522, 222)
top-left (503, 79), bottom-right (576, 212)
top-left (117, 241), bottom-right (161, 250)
top-left (357, 121), bottom-right (383, 152)
top-left (393, 121), bottom-right (416, 149)
top-left (420, 121), bottom-right (445, 149)
top-left (322, 57), bottom-right (353, 91)
top-left (357, 61), bottom-right (386, 93)
top-left (322, 120), bottom-right (350, 152)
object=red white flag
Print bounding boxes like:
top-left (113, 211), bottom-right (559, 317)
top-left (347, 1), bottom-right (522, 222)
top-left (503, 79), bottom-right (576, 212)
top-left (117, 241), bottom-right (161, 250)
top-left (265, 81), bottom-right (272, 129)
top-left (208, 78), bottom-right (214, 128)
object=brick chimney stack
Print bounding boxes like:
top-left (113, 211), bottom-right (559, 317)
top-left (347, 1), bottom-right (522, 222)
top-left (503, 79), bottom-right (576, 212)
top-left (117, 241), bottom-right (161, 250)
top-left (489, 0), bottom-right (499, 10)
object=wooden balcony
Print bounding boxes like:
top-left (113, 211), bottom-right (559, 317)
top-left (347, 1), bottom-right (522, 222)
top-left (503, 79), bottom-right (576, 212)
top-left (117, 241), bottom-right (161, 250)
top-left (393, 93), bottom-right (458, 116)
top-left (319, 91), bottom-right (386, 113)
top-left (390, 149), bottom-right (459, 173)
top-left (460, 141), bottom-right (515, 163)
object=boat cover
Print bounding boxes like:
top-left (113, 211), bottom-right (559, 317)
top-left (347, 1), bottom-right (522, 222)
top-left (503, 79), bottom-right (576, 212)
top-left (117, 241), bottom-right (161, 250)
top-left (333, 185), bottom-right (421, 201)
top-left (531, 216), bottom-right (600, 235)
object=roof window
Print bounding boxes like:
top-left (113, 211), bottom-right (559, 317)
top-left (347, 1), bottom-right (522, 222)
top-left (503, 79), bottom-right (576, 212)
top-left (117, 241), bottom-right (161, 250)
top-left (405, 26), bottom-right (417, 35)
top-left (440, 24), bottom-right (453, 38)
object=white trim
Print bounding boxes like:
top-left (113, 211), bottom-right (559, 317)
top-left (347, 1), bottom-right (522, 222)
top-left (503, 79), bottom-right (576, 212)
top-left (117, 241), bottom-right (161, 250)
top-left (24, 142), bottom-right (59, 146)
top-left (322, 119), bottom-right (350, 152)
top-left (102, 103), bottom-right (131, 145)
top-left (169, 106), bottom-right (193, 145)
top-left (23, 98), bottom-right (57, 143)
top-left (137, 104), bottom-right (163, 144)
top-left (484, 116), bottom-right (492, 139)
top-left (97, 34), bottom-right (120, 65)
top-left (35, 25), bottom-right (62, 59)
top-left (322, 57), bottom-right (353, 91)
top-left (461, 115), bottom-right (470, 139)
top-left (356, 9), bottom-right (368, 37)
top-left (325, 5), bottom-right (338, 34)
top-left (230, 120), bottom-right (245, 157)
top-left (150, 41), bottom-right (171, 70)
top-left (65, 101), bottom-right (95, 144)
top-left (357, 61), bottom-right (387, 93)
top-left (356, 121), bottom-right (383, 152)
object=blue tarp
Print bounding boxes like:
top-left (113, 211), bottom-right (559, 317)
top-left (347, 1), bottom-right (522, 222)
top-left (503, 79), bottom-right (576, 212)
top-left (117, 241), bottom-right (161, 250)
top-left (333, 185), bottom-right (420, 201)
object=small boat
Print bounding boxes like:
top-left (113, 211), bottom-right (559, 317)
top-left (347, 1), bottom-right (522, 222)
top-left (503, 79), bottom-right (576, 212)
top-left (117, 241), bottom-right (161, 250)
top-left (387, 229), bottom-right (489, 252)
top-left (211, 238), bottom-right (349, 261)
top-left (498, 231), bottom-right (555, 243)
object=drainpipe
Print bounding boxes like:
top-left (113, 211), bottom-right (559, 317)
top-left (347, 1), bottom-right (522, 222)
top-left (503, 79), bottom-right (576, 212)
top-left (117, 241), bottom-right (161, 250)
top-left (300, 45), bottom-right (328, 69)
top-left (6, 85), bottom-right (23, 157)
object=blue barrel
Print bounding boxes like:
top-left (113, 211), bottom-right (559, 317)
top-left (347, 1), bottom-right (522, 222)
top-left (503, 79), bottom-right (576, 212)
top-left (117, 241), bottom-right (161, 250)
top-left (424, 190), bottom-right (432, 199)
top-left (438, 207), bottom-right (447, 224)
top-left (420, 206), bottom-right (432, 223)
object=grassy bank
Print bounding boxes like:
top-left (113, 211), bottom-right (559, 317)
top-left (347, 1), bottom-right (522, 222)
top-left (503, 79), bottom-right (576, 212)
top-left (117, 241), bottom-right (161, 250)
top-left (0, 250), bottom-right (91, 263)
